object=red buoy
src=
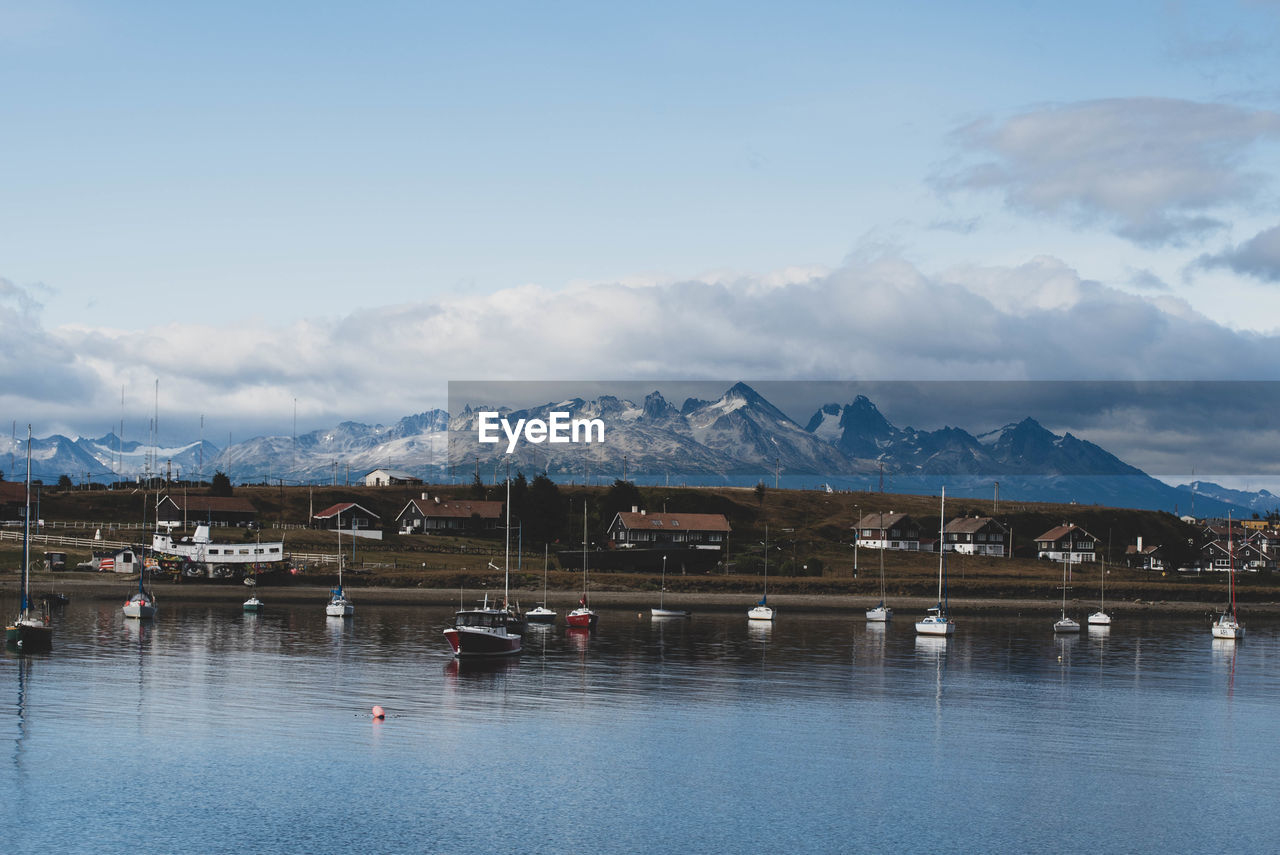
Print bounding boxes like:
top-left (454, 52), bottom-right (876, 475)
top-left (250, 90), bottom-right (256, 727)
top-left (371, 705), bottom-right (385, 719)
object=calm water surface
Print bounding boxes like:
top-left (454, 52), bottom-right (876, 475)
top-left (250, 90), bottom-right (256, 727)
top-left (2, 599), bottom-right (1277, 853)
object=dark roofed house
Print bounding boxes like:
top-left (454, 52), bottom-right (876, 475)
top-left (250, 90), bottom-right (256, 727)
top-left (855, 512), bottom-right (921, 551)
top-left (156, 495), bottom-right (258, 528)
top-left (944, 516), bottom-right (1009, 557)
top-left (1034, 524), bottom-right (1099, 563)
top-left (313, 502), bottom-right (383, 540)
top-left (1125, 537), bottom-right (1166, 572)
top-left (606, 510), bottom-right (731, 551)
top-left (395, 494), bottom-right (504, 535)
top-left (0, 481), bottom-right (27, 521)
top-left (364, 468), bottom-right (423, 487)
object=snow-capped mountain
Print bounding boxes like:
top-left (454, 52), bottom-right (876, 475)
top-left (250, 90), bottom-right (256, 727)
top-left (3, 384), bottom-right (1264, 516)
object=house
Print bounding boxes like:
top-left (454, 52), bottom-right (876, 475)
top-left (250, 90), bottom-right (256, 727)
top-left (943, 516), bottom-right (1009, 557)
top-left (395, 494), bottom-right (504, 535)
top-left (605, 509), bottom-right (731, 551)
top-left (1200, 538), bottom-right (1268, 573)
top-left (156, 495), bottom-right (258, 528)
top-left (313, 502), bottom-right (383, 541)
top-left (855, 512), bottom-right (921, 551)
top-left (1034, 524), bottom-right (1099, 563)
top-left (0, 480), bottom-right (26, 521)
top-left (363, 468), bottom-right (423, 487)
top-left (1124, 537), bottom-right (1166, 572)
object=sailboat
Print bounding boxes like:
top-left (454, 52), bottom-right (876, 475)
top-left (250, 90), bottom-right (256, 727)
top-left (1053, 556), bottom-right (1081, 633)
top-left (1211, 512), bottom-right (1244, 640)
top-left (525, 545), bottom-right (557, 624)
top-left (243, 578), bottom-right (264, 613)
top-left (566, 501), bottom-right (598, 628)
top-left (325, 522), bottom-right (354, 617)
top-left (652, 554), bottom-right (690, 618)
top-left (122, 488), bottom-right (157, 619)
top-left (5, 426), bottom-right (52, 651)
top-left (1087, 554), bottom-right (1111, 626)
top-left (915, 488), bottom-right (954, 636)
top-left (444, 476), bottom-right (523, 656)
top-left (866, 532), bottom-right (892, 622)
top-left (747, 523), bottom-right (775, 621)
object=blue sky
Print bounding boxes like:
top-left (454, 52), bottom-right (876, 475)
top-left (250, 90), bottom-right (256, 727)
top-left (5, 0), bottom-right (1280, 485)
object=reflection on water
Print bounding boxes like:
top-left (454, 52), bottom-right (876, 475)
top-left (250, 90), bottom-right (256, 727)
top-left (3, 603), bottom-right (1280, 853)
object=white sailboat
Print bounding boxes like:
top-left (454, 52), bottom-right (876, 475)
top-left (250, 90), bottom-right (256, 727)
top-left (326, 523), bottom-right (354, 617)
top-left (915, 488), bottom-right (954, 636)
top-left (1087, 555), bottom-right (1111, 626)
top-left (1211, 512), bottom-right (1244, 640)
top-left (123, 487), bottom-right (157, 620)
top-left (866, 535), bottom-right (892, 622)
top-left (243, 578), bottom-right (264, 613)
top-left (652, 554), bottom-right (691, 618)
top-left (525, 545), bottom-right (557, 624)
top-left (747, 524), bottom-right (775, 621)
top-left (1053, 556), bottom-right (1080, 633)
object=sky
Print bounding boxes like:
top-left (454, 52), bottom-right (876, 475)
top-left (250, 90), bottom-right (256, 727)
top-left (4, 0), bottom-right (1280, 487)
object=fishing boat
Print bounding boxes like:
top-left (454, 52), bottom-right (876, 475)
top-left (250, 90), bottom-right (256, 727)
top-left (566, 501), bottom-right (598, 628)
top-left (5, 426), bottom-right (53, 651)
top-left (525, 546), bottom-right (557, 625)
top-left (747, 524), bottom-right (775, 621)
top-left (444, 477), bottom-right (522, 656)
top-left (866, 535), bottom-right (892, 622)
top-left (915, 488), bottom-right (954, 636)
top-left (652, 554), bottom-right (691, 618)
top-left (151, 524), bottom-right (286, 580)
top-left (1087, 555), bottom-right (1111, 626)
top-left (1053, 557), bottom-right (1080, 633)
top-left (1211, 513), bottom-right (1244, 640)
top-left (325, 524), bottom-right (354, 617)
top-left (243, 579), bottom-right (264, 613)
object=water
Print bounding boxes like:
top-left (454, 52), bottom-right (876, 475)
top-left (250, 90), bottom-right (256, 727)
top-left (3, 602), bottom-right (1277, 853)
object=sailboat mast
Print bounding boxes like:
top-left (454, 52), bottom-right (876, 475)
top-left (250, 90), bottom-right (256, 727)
top-left (937, 487), bottom-right (946, 605)
top-left (504, 474), bottom-right (511, 606)
top-left (1228, 512), bottom-right (1237, 619)
top-left (21, 425), bottom-right (31, 616)
top-left (582, 499), bottom-right (588, 601)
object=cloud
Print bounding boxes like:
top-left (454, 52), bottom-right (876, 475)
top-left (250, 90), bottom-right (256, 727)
top-left (33, 253), bottom-right (1280, 449)
top-left (0, 278), bottom-right (98, 428)
top-left (1195, 224), bottom-right (1280, 281)
top-left (938, 98), bottom-right (1280, 246)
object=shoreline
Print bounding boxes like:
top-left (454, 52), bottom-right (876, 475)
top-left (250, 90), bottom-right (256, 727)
top-left (4, 574), bottom-right (1271, 616)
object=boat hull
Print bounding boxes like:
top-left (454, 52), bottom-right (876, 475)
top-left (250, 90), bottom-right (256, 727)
top-left (445, 626), bottom-right (522, 657)
top-left (566, 608), bottom-right (598, 628)
top-left (747, 605), bottom-right (775, 621)
top-left (1054, 618), bottom-right (1081, 633)
top-left (325, 602), bottom-right (353, 617)
top-left (865, 607), bottom-right (892, 622)
top-left (915, 617), bottom-right (954, 636)
top-left (123, 593), bottom-right (157, 620)
top-left (1211, 620), bottom-right (1244, 640)
top-left (525, 608), bottom-right (557, 624)
top-left (1086, 611), bottom-right (1110, 625)
top-left (651, 608), bottom-right (691, 618)
top-left (5, 621), bottom-right (52, 652)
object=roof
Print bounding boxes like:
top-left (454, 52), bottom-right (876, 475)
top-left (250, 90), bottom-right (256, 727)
top-left (403, 498), bottom-right (504, 520)
top-left (314, 502), bottom-right (380, 520)
top-left (857, 512), bottom-right (913, 530)
top-left (611, 512), bottom-right (731, 533)
top-left (366, 469), bottom-right (421, 481)
top-left (159, 495), bottom-right (257, 514)
top-left (1125, 544), bottom-right (1162, 555)
top-left (945, 516), bottom-right (1005, 534)
top-left (1034, 524), bottom-right (1096, 543)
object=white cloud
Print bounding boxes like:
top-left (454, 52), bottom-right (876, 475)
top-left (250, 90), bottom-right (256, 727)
top-left (939, 98), bottom-right (1280, 246)
top-left (24, 254), bottom-right (1280, 444)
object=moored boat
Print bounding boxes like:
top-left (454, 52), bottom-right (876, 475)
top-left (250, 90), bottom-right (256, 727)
top-left (651, 554), bottom-right (690, 618)
top-left (5, 426), bottom-right (53, 652)
top-left (1211, 512), bottom-right (1244, 641)
top-left (445, 476), bottom-right (522, 657)
top-left (566, 501), bottom-right (597, 628)
top-left (747, 524), bottom-right (776, 621)
top-left (915, 488), bottom-right (954, 636)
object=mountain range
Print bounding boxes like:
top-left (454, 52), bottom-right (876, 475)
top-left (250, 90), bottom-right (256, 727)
top-left (2, 382), bottom-right (1273, 518)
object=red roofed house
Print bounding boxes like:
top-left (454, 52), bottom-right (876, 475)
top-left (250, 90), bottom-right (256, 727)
top-left (313, 501), bottom-right (383, 540)
top-left (395, 494), bottom-right (504, 536)
top-left (606, 509), bottom-right (731, 551)
top-left (1034, 524), bottom-right (1099, 563)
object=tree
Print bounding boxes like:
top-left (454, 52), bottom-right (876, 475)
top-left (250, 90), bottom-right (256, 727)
top-left (754, 481), bottom-right (767, 504)
top-left (470, 471), bottom-right (486, 499)
top-left (524, 473), bottom-right (567, 544)
top-left (210, 471), bottom-right (234, 497)
top-left (57, 474), bottom-right (73, 490)
top-left (602, 479), bottom-right (643, 523)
